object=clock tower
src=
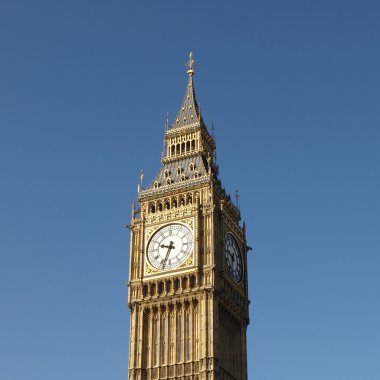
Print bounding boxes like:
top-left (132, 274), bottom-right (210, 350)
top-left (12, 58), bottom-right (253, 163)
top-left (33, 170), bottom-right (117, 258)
top-left (127, 53), bottom-right (250, 380)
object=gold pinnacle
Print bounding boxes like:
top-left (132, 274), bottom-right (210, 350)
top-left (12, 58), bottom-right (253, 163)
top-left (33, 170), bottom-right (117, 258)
top-left (187, 52), bottom-right (195, 75)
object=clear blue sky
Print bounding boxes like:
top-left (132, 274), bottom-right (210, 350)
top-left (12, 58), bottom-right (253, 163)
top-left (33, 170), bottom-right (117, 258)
top-left (1, 1), bottom-right (379, 379)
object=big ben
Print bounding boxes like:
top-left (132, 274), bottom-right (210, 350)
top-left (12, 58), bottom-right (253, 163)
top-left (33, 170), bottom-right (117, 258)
top-left (127, 53), bottom-right (250, 380)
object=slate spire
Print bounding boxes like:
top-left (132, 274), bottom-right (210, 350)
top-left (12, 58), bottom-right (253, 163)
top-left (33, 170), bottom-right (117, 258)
top-left (171, 52), bottom-right (204, 129)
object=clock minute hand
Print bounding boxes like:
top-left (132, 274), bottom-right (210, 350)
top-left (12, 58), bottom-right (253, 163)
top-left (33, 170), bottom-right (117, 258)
top-left (160, 241), bottom-right (175, 269)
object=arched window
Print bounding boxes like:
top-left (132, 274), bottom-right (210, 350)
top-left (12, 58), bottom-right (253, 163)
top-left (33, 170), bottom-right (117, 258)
top-left (158, 281), bottom-right (164, 294)
top-left (154, 181), bottom-right (159, 189)
top-left (186, 141), bottom-right (190, 152)
top-left (166, 280), bottom-right (172, 293)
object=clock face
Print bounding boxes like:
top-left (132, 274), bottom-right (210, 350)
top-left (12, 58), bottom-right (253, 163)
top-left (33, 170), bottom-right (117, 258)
top-left (146, 223), bottom-right (194, 270)
top-left (224, 232), bottom-right (243, 283)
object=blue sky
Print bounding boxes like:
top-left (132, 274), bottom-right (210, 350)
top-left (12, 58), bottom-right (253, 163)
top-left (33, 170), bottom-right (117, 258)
top-left (1, 1), bottom-right (379, 379)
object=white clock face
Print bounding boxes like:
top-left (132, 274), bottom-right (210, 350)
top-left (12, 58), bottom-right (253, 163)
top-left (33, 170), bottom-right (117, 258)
top-left (146, 223), bottom-right (193, 270)
top-left (224, 232), bottom-right (243, 283)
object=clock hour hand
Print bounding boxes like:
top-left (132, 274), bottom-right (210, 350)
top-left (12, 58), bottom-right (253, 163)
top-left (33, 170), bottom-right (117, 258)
top-left (227, 249), bottom-right (235, 262)
top-left (160, 241), bottom-right (175, 269)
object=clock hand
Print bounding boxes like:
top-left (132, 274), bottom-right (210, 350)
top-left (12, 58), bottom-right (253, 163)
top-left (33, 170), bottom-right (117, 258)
top-left (161, 241), bottom-right (175, 269)
top-left (228, 249), bottom-right (235, 262)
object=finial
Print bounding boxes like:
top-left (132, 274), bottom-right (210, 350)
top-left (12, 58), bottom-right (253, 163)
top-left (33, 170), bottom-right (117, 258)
top-left (211, 123), bottom-right (215, 139)
top-left (138, 170), bottom-right (144, 192)
top-left (187, 52), bottom-right (195, 75)
top-left (235, 190), bottom-right (240, 209)
top-left (165, 112), bottom-right (170, 131)
top-left (132, 201), bottom-right (136, 219)
top-left (207, 152), bottom-right (212, 175)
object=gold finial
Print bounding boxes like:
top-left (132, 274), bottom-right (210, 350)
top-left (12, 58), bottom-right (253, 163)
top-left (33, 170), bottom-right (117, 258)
top-left (165, 112), bottom-right (169, 130)
top-left (138, 169), bottom-right (144, 192)
top-left (235, 190), bottom-right (240, 209)
top-left (187, 52), bottom-right (195, 75)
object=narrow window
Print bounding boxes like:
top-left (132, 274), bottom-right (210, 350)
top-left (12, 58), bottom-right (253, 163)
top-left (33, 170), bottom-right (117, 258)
top-left (185, 313), bottom-right (190, 361)
top-left (161, 317), bottom-right (166, 364)
top-left (154, 317), bottom-right (159, 366)
top-left (178, 314), bottom-right (182, 362)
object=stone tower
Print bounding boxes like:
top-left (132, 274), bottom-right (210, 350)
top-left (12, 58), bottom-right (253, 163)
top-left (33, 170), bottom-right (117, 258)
top-left (127, 53), bottom-right (250, 380)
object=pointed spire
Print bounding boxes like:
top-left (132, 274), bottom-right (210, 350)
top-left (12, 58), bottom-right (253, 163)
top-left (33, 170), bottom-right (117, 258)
top-left (171, 52), bottom-right (203, 130)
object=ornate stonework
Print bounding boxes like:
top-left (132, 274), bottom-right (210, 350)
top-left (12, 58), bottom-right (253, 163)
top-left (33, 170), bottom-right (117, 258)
top-left (127, 53), bottom-right (250, 380)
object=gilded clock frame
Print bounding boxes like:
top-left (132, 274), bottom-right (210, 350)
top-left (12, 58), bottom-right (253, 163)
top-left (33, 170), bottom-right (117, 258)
top-left (143, 217), bottom-right (197, 279)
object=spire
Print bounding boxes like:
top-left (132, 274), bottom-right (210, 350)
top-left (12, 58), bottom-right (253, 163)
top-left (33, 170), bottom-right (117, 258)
top-left (171, 52), bottom-right (203, 130)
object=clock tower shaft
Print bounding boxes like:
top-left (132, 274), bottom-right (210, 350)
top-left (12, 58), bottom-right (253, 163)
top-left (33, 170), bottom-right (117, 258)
top-left (127, 53), bottom-right (250, 380)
